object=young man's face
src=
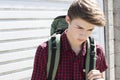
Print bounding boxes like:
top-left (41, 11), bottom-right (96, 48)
top-left (66, 16), bottom-right (95, 45)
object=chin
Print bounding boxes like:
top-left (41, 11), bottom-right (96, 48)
top-left (77, 39), bottom-right (85, 42)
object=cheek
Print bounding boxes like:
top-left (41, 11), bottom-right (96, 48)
top-left (72, 31), bottom-right (81, 39)
top-left (87, 31), bottom-right (92, 36)
top-left (69, 28), bottom-right (79, 38)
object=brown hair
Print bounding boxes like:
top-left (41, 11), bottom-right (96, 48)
top-left (67, 0), bottom-right (106, 26)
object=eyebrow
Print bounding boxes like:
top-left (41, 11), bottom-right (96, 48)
top-left (77, 25), bottom-right (94, 31)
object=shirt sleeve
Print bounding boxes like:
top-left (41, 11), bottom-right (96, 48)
top-left (31, 43), bottom-right (47, 80)
top-left (96, 45), bottom-right (108, 73)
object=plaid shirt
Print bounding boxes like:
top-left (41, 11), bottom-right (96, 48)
top-left (31, 32), bottom-right (108, 80)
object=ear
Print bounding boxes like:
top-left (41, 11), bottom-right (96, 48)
top-left (65, 15), bottom-right (71, 24)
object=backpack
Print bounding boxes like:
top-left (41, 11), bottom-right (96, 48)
top-left (47, 15), bottom-right (96, 80)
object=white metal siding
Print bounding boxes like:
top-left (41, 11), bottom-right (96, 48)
top-left (0, 0), bottom-right (105, 80)
top-left (0, 1), bottom-right (69, 80)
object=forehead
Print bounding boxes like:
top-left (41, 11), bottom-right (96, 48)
top-left (71, 18), bottom-right (95, 29)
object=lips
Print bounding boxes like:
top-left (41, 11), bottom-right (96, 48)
top-left (77, 39), bottom-right (85, 42)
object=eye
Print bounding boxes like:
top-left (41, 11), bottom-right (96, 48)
top-left (78, 27), bottom-right (83, 29)
top-left (76, 25), bottom-right (84, 30)
top-left (87, 29), bottom-right (94, 31)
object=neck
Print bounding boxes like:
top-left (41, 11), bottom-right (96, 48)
top-left (66, 31), bottom-right (82, 54)
top-left (72, 46), bottom-right (82, 55)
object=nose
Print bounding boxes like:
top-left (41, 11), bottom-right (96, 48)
top-left (80, 32), bottom-right (85, 36)
top-left (80, 30), bottom-right (86, 36)
top-left (79, 31), bottom-right (87, 40)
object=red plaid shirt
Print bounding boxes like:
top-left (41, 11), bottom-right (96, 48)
top-left (31, 32), bottom-right (108, 80)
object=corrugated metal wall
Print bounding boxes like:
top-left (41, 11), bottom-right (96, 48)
top-left (0, 0), bottom-right (105, 80)
top-left (0, 1), bottom-right (70, 80)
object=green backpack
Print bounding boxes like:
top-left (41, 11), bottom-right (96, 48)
top-left (47, 15), bottom-right (96, 80)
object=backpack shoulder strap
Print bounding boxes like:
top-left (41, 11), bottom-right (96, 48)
top-left (89, 37), bottom-right (96, 70)
top-left (47, 34), bottom-right (61, 80)
top-left (85, 37), bottom-right (96, 80)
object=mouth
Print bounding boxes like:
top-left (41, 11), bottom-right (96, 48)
top-left (77, 39), bottom-right (85, 42)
